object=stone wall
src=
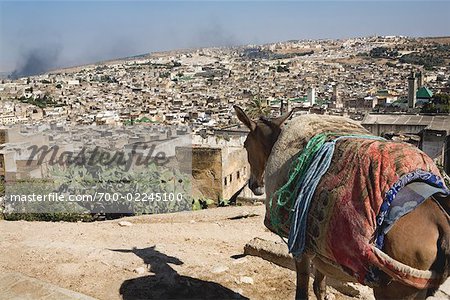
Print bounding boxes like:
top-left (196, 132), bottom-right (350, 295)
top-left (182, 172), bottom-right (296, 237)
top-left (176, 145), bottom-right (250, 203)
top-left (221, 147), bottom-right (249, 200)
top-left (421, 130), bottom-right (450, 174)
top-left (181, 147), bottom-right (223, 202)
top-left (421, 130), bottom-right (447, 163)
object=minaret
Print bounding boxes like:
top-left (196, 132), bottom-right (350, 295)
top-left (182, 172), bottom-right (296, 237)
top-left (416, 71), bottom-right (423, 89)
top-left (332, 83), bottom-right (342, 108)
top-left (408, 71), bottom-right (417, 108)
top-left (280, 99), bottom-right (290, 115)
top-left (307, 87), bottom-right (316, 106)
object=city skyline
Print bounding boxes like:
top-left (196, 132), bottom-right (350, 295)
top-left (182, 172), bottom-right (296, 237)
top-left (1, 1), bottom-right (450, 74)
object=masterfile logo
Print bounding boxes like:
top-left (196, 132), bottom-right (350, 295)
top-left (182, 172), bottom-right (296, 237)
top-left (2, 124), bottom-right (193, 215)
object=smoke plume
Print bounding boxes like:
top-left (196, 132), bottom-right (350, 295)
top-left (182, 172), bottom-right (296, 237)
top-left (10, 46), bottom-right (61, 79)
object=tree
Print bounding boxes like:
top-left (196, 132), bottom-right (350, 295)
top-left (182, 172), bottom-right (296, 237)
top-left (276, 65), bottom-right (290, 73)
top-left (246, 98), bottom-right (270, 118)
top-left (0, 176), bottom-right (4, 197)
top-left (421, 93), bottom-right (450, 113)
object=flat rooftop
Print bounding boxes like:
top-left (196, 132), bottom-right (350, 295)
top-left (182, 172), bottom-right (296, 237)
top-left (362, 114), bottom-right (450, 134)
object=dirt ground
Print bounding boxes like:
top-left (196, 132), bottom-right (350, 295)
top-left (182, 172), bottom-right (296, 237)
top-left (0, 204), bottom-right (367, 300)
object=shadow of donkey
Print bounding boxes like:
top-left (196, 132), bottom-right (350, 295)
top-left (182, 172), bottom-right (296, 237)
top-left (111, 246), bottom-right (248, 300)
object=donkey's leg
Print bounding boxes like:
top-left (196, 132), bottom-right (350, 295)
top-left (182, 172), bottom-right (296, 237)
top-left (295, 255), bottom-right (310, 300)
top-left (312, 268), bottom-right (327, 300)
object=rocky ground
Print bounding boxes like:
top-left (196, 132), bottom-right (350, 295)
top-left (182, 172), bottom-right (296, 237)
top-left (0, 205), bottom-right (447, 299)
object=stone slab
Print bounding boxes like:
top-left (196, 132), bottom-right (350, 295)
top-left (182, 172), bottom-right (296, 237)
top-left (0, 272), bottom-right (97, 300)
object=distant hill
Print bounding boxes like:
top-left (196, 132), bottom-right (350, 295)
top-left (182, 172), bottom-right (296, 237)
top-left (10, 35), bottom-right (450, 78)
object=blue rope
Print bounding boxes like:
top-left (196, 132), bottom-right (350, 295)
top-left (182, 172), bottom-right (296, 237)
top-left (288, 135), bottom-right (385, 257)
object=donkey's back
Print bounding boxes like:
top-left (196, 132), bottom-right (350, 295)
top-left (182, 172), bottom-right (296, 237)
top-left (265, 114), bottom-right (368, 202)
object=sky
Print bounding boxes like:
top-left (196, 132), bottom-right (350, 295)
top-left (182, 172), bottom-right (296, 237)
top-left (0, 1), bottom-right (450, 75)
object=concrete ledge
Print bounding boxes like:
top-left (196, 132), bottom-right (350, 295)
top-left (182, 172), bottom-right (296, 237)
top-left (0, 272), bottom-right (97, 300)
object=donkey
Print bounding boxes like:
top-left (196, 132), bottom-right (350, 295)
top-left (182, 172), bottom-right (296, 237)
top-left (234, 105), bottom-right (450, 299)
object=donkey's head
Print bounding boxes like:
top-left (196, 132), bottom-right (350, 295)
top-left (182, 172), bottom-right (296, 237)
top-left (234, 105), bottom-right (294, 195)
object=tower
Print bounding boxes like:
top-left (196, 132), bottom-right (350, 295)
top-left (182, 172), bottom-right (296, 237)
top-left (332, 83), bottom-right (343, 108)
top-left (307, 87), bottom-right (316, 106)
top-left (280, 99), bottom-right (290, 115)
top-left (416, 71), bottom-right (423, 89)
top-left (408, 71), bottom-right (417, 108)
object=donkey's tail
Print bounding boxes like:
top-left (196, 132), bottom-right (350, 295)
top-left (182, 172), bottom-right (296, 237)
top-left (439, 228), bottom-right (450, 281)
top-left (427, 218), bottom-right (450, 296)
top-left (435, 193), bottom-right (450, 279)
top-left (437, 195), bottom-right (450, 281)
top-left (433, 193), bottom-right (450, 217)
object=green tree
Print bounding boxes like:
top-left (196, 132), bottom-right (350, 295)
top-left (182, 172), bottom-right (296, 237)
top-left (421, 93), bottom-right (450, 113)
top-left (246, 98), bottom-right (270, 118)
top-left (0, 177), bottom-right (4, 196)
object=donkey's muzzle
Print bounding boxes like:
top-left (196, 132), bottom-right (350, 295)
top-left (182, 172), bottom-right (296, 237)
top-left (252, 186), bottom-right (264, 196)
top-left (249, 179), bottom-right (264, 196)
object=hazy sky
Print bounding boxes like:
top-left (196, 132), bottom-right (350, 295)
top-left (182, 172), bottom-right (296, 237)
top-left (1, 1), bottom-right (450, 74)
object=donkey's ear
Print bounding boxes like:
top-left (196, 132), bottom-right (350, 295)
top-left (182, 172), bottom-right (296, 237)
top-left (271, 108), bottom-right (296, 127)
top-left (234, 105), bottom-right (256, 131)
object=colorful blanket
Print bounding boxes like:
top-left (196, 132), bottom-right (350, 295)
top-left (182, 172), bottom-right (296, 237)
top-left (265, 136), bottom-right (449, 288)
